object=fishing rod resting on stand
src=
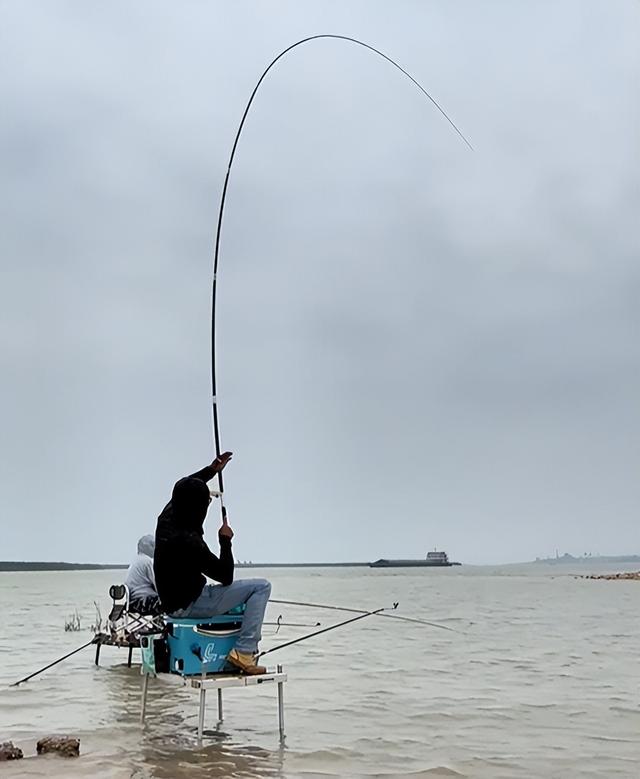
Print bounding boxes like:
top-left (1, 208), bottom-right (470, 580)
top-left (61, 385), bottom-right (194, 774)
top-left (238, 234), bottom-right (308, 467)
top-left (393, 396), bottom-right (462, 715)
top-left (11, 638), bottom-right (98, 687)
top-left (208, 34), bottom-right (472, 522)
top-left (10, 613), bottom-right (157, 687)
top-left (258, 604), bottom-right (395, 659)
top-left (270, 598), bottom-right (459, 633)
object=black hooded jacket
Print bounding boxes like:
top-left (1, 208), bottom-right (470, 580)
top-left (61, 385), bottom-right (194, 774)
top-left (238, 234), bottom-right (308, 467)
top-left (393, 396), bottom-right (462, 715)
top-left (154, 464), bottom-right (234, 613)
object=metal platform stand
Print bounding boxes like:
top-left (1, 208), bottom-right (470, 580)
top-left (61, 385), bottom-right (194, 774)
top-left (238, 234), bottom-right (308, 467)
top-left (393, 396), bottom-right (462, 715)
top-left (140, 664), bottom-right (288, 744)
top-left (94, 633), bottom-right (138, 667)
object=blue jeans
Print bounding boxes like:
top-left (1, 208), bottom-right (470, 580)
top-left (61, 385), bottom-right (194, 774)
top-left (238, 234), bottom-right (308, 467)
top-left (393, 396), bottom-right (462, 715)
top-left (170, 578), bottom-right (271, 654)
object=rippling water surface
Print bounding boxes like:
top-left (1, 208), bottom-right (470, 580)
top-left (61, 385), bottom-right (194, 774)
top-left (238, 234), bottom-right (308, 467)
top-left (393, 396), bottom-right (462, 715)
top-left (1, 564), bottom-right (639, 778)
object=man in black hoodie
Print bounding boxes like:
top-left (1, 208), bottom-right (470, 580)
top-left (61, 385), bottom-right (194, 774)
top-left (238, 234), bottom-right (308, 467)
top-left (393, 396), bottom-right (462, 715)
top-left (154, 452), bottom-right (271, 675)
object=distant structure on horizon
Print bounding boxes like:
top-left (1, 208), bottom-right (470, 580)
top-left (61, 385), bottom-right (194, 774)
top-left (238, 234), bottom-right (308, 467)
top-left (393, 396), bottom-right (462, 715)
top-left (369, 550), bottom-right (461, 568)
top-left (534, 552), bottom-right (640, 564)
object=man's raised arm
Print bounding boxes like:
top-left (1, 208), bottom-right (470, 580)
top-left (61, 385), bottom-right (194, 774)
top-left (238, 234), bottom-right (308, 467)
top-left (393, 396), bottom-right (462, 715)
top-left (187, 451), bottom-right (233, 484)
top-left (197, 525), bottom-right (234, 586)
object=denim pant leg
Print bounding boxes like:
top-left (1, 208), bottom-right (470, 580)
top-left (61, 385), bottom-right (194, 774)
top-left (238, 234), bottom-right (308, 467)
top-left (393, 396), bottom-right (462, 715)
top-left (173, 578), bottom-right (271, 655)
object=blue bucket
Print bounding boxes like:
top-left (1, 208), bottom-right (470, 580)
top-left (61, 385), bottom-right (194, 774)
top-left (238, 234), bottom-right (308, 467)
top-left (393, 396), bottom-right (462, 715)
top-left (166, 605), bottom-right (245, 675)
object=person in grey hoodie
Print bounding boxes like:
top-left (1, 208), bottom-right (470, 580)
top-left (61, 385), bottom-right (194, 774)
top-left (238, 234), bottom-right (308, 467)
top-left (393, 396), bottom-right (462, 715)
top-left (125, 535), bottom-right (160, 614)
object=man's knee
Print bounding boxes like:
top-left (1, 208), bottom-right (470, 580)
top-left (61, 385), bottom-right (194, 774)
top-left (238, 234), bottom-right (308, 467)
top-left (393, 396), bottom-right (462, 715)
top-left (238, 578), bottom-right (271, 598)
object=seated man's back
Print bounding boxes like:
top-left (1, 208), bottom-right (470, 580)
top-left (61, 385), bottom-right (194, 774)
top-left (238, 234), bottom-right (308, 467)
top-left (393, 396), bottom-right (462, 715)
top-left (125, 535), bottom-right (160, 614)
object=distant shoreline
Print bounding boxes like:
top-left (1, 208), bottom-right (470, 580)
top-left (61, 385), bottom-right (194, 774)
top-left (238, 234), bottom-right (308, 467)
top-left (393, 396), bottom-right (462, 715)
top-left (0, 562), bottom-right (129, 572)
top-left (0, 561), bottom-right (371, 572)
top-left (533, 554), bottom-right (640, 564)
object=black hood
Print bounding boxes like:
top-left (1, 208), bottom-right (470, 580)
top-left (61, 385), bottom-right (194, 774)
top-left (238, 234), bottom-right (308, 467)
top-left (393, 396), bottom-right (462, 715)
top-left (171, 477), bottom-right (210, 531)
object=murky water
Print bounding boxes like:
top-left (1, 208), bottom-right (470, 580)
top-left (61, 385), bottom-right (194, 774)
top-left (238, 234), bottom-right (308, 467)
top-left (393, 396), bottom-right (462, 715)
top-left (1, 564), bottom-right (639, 778)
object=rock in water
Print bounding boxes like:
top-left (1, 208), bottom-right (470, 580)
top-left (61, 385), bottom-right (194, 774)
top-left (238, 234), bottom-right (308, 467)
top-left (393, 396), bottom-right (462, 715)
top-left (36, 735), bottom-right (80, 757)
top-left (581, 571), bottom-right (640, 581)
top-left (0, 742), bottom-right (23, 760)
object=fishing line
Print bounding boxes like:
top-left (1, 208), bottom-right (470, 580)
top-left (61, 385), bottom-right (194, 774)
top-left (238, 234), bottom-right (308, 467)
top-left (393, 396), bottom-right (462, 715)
top-left (258, 605), bottom-right (390, 658)
top-left (209, 34), bottom-right (472, 520)
top-left (270, 598), bottom-right (457, 633)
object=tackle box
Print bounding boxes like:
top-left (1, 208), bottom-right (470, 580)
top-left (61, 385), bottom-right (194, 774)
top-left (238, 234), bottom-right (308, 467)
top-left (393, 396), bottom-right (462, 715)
top-left (166, 604), bottom-right (245, 675)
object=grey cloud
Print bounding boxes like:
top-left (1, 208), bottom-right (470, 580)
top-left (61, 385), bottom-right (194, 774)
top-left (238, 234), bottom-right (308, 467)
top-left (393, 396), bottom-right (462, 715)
top-left (1, 0), bottom-right (638, 565)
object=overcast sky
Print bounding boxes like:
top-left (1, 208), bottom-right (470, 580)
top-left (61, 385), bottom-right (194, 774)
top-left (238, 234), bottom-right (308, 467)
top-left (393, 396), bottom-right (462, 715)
top-left (1, 1), bottom-right (638, 565)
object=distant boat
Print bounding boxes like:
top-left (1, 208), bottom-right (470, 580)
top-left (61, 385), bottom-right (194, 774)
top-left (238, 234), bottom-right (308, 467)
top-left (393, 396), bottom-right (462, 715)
top-left (369, 550), bottom-right (461, 568)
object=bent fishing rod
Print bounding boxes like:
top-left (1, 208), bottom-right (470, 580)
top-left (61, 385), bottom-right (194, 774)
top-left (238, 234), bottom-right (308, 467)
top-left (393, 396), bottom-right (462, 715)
top-left (209, 34), bottom-right (472, 521)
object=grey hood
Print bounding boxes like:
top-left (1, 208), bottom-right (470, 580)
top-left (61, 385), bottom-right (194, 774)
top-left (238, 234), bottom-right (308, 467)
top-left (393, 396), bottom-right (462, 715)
top-left (137, 534), bottom-right (155, 558)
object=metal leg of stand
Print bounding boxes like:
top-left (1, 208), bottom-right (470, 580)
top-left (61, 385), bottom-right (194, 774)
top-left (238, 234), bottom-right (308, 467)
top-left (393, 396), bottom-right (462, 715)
top-left (277, 664), bottom-right (285, 743)
top-left (127, 645), bottom-right (134, 667)
top-left (94, 641), bottom-right (101, 666)
top-left (197, 688), bottom-right (206, 744)
top-left (140, 674), bottom-right (149, 724)
top-left (217, 688), bottom-right (223, 721)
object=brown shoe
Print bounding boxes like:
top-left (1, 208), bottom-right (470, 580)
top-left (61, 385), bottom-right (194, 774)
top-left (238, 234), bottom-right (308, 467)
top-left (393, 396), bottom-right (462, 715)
top-left (226, 648), bottom-right (267, 675)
